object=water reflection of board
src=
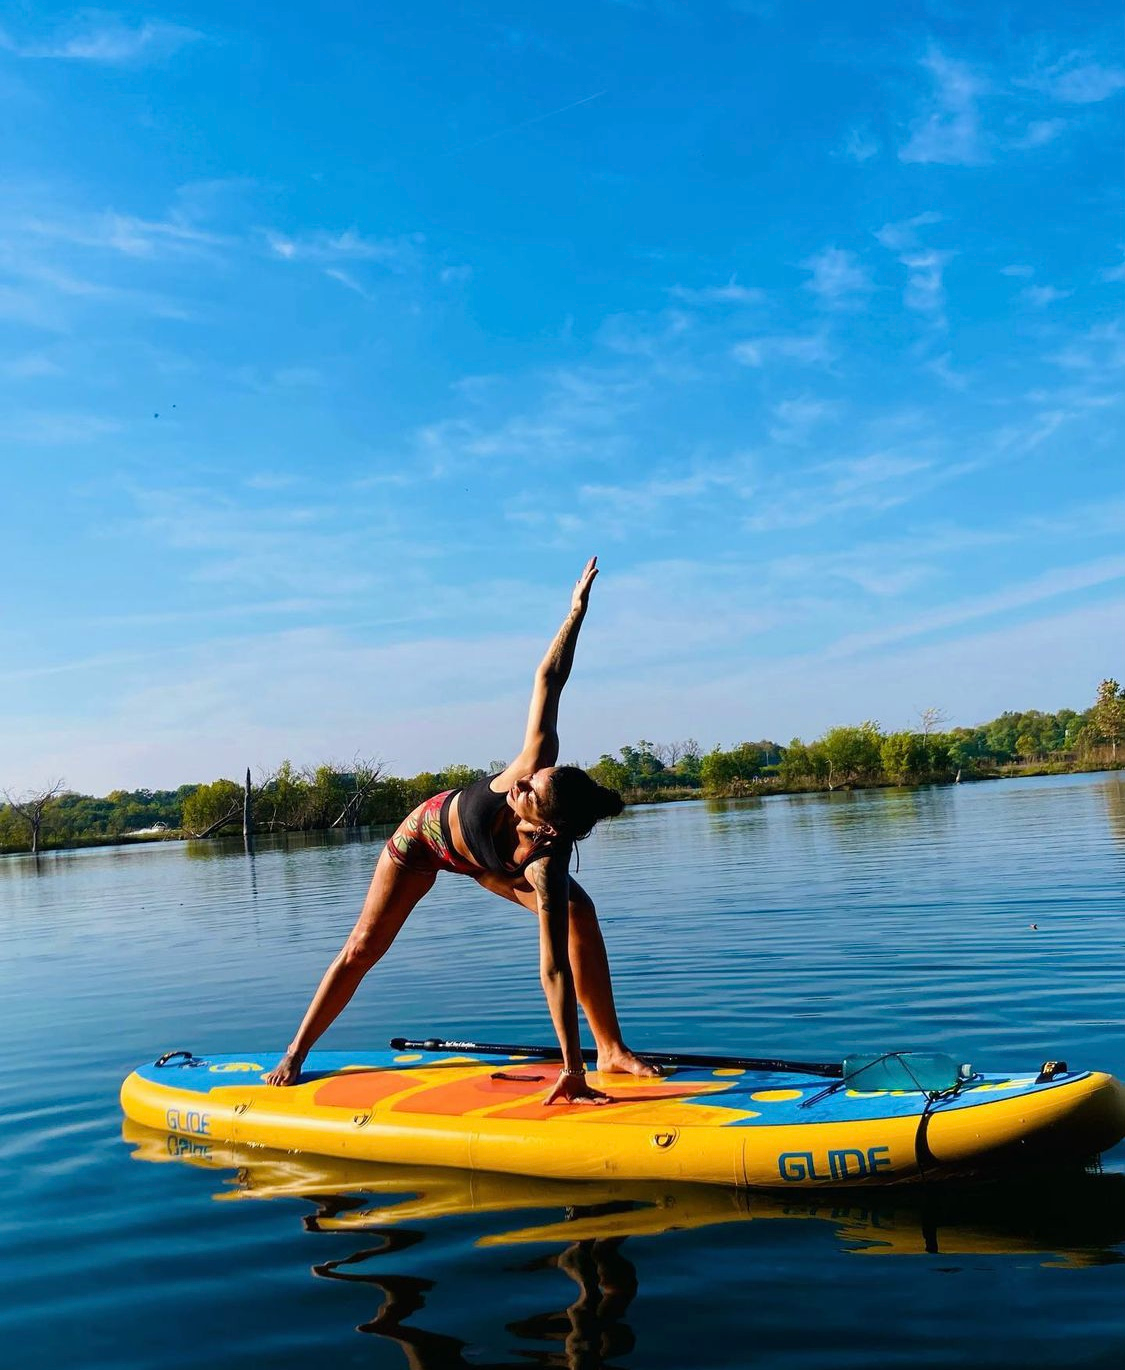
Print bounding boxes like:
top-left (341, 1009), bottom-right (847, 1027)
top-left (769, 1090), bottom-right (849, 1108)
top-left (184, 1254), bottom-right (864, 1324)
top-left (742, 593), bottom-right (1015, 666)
top-left (120, 1119), bottom-right (1125, 1264)
top-left (119, 1050), bottom-right (1125, 1188)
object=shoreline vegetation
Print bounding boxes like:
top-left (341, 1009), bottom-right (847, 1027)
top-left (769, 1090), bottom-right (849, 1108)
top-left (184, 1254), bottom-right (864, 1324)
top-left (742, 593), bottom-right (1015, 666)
top-left (3, 681), bottom-right (1123, 857)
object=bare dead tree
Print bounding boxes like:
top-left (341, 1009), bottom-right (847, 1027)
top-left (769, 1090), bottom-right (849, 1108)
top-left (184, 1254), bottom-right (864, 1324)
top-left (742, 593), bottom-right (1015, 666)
top-left (188, 801), bottom-right (246, 840)
top-left (252, 763), bottom-right (299, 832)
top-left (918, 706), bottom-right (949, 736)
top-left (185, 770), bottom-right (271, 839)
top-left (243, 767), bottom-right (253, 851)
top-left (331, 756), bottom-right (383, 830)
top-left (3, 780), bottom-right (66, 854)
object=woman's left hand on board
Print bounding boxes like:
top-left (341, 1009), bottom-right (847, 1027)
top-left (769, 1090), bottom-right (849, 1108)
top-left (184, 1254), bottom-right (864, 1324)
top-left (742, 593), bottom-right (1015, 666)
top-left (543, 1069), bottom-right (610, 1106)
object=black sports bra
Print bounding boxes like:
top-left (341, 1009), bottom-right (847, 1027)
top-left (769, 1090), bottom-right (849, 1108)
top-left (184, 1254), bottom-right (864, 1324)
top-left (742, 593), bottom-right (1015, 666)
top-left (448, 774), bottom-right (557, 875)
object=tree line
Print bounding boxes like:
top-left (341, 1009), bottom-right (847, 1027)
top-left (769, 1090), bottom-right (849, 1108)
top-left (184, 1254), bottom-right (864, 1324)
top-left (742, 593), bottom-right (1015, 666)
top-left (3, 680), bottom-right (1124, 854)
top-left (587, 681), bottom-right (1125, 798)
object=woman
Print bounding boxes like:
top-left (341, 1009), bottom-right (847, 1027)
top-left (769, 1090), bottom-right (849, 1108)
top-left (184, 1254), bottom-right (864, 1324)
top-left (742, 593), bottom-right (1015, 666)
top-left (264, 557), bottom-right (657, 1103)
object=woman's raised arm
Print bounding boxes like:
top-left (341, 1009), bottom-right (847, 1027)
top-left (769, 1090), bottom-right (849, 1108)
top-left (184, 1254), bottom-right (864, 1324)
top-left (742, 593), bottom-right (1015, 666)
top-left (503, 557), bottom-right (599, 779)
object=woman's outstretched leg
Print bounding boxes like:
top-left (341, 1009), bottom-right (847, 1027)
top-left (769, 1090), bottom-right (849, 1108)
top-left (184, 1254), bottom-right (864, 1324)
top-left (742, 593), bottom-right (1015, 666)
top-left (264, 849), bottom-right (435, 1085)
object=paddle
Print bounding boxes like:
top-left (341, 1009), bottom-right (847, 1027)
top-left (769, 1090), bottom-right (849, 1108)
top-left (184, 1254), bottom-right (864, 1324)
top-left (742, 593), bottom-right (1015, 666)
top-left (389, 1036), bottom-right (844, 1079)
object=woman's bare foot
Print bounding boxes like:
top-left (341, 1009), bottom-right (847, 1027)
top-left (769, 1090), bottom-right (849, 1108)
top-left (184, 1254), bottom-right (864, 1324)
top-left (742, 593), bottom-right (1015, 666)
top-left (263, 1052), bottom-right (303, 1087)
top-left (595, 1045), bottom-right (663, 1078)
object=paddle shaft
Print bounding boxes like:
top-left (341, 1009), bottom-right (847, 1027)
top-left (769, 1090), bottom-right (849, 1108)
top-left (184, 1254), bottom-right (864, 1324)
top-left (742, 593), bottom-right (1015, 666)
top-left (389, 1036), bottom-right (843, 1078)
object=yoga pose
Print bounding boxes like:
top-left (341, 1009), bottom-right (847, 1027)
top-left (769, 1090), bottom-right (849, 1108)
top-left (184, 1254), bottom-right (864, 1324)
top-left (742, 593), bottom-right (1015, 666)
top-left (265, 557), bottom-right (657, 1103)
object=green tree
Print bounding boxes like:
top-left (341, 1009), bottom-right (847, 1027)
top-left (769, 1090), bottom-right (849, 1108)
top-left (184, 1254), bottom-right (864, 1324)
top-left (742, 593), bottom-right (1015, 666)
top-left (1015, 733), bottom-right (1039, 761)
top-left (182, 779), bottom-right (244, 837)
top-left (880, 732), bottom-right (927, 784)
top-left (259, 760), bottom-right (304, 831)
top-left (437, 764), bottom-right (486, 791)
top-left (676, 739), bottom-right (703, 780)
top-left (700, 743), bottom-right (762, 795)
top-left (778, 739), bottom-right (813, 785)
top-left (619, 740), bottom-right (666, 785)
top-left (1092, 678), bottom-right (1125, 760)
top-left (820, 723), bottom-right (883, 787)
top-left (983, 712), bottom-right (1020, 762)
top-left (925, 735), bottom-right (952, 775)
top-left (589, 754), bottom-right (631, 792)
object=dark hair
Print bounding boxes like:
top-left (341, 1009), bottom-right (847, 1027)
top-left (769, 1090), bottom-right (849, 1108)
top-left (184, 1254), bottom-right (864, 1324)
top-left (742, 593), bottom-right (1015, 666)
top-left (542, 765), bottom-right (624, 841)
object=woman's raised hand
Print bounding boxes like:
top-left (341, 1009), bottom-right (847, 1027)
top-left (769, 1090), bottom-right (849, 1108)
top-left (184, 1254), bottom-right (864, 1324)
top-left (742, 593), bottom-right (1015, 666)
top-left (571, 556), bottom-right (599, 614)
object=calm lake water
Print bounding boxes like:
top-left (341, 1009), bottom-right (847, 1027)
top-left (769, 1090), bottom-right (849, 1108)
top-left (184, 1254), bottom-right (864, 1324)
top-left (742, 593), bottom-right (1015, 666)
top-left (2, 772), bottom-right (1124, 1369)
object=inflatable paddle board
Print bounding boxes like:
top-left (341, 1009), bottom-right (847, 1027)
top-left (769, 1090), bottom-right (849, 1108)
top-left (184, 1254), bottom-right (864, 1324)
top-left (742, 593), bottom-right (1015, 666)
top-left (119, 1047), bottom-right (1125, 1188)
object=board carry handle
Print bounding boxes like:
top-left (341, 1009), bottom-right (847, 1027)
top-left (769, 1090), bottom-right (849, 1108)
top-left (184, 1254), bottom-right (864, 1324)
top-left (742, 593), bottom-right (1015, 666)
top-left (154, 1050), bottom-right (197, 1068)
top-left (389, 1036), bottom-right (844, 1079)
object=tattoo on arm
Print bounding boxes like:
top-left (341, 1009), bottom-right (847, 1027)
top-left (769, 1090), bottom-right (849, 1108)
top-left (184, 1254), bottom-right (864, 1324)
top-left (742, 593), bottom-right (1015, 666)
top-left (541, 607), bottom-right (584, 681)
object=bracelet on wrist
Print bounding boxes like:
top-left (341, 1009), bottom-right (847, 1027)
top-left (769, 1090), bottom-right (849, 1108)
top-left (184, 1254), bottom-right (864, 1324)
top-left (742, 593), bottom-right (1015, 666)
top-left (559, 1067), bottom-right (585, 1078)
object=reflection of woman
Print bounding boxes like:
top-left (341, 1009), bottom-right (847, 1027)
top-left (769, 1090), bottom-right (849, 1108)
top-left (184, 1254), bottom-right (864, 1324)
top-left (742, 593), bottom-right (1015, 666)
top-left (266, 558), bottom-right (657, 1103)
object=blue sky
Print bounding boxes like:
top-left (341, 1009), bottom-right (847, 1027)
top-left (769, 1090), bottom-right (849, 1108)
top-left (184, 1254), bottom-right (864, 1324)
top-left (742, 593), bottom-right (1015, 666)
top-left (1, 2), bottom-right (1123, 794)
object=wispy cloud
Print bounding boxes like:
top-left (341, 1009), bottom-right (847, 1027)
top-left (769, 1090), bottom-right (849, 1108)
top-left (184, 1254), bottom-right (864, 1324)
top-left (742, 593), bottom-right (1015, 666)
top-left (767, 521), bottom-right (1018, 601)
top-left (667, 279), bottom-right (765, 306)
top-left (900, 50), bottom-right (988, 166)
top-left (1000, 263), bottom-right (1034, 278)
top-left (267, 227), bottom-right (425, 299)
top-left (801, 246), bottom-right (873, 307)
top-left (1008, 118), bottom-right (1068, 150)
top-left (578, 461), bottom-right (754, 516)
top-left (416, 364), bottom-right (643, 475)
top-left (768, 397), bottom-right (838, 444)
top-left (597, 308), bottom-right (696, 371)
top-left (125, 484), bottom-right (392, 596)
top-left (823, 554), bottom-right (1125, 659)
top-left (902, 250), bottom-right (954, 320)
top-left (1046, 319), bottom-right (1125, 372)
top-left (1103, 250), bottom-right (1125, 284)
top-left (923, 352), bottom-right (968, 390)
top-left (265, 227), bottom-right (419, 265)
top-left (323, 267), bottom-right (374, 299)
top-left (842, 125), bottom-right (879, 162)
top-left (875, 211), bottom-right (943, 254)
top-left (731, 332), bottom-right (835, 368)
top-left (2, 411), bottom-right (121, 443)
top-left (25, 210), bottom-right (226, 258)
top-left (0, 17), bottom-right (202, 64)
top-left (1022, 283), bottom-right (1072, 307)
top-left (0, 351), bottom-right (63, 379)
top-left (443, 90), bottom-right (606, 157)
top-left (874, 214), bottom-right (951, 323)
top-left (1022, 54), bottom-right (1125, 105)
top-left (745, 451), bottom-right (937, 532)
top-left (0, 284), bottom-right (67, 330)
top-left (0, 213), bottom-right (204, 328)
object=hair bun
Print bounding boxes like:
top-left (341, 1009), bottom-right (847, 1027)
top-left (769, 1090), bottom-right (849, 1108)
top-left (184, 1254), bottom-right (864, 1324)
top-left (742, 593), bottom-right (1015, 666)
top-left (542, 766), bottom-right (625, 841)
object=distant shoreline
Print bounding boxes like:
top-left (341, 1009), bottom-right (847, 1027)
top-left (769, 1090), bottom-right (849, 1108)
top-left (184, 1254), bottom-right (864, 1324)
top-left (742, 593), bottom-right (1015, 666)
top-left (619, 757), bottom-right (1125, 806)
top-left (4, 761), bottom-right (1121, 859)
